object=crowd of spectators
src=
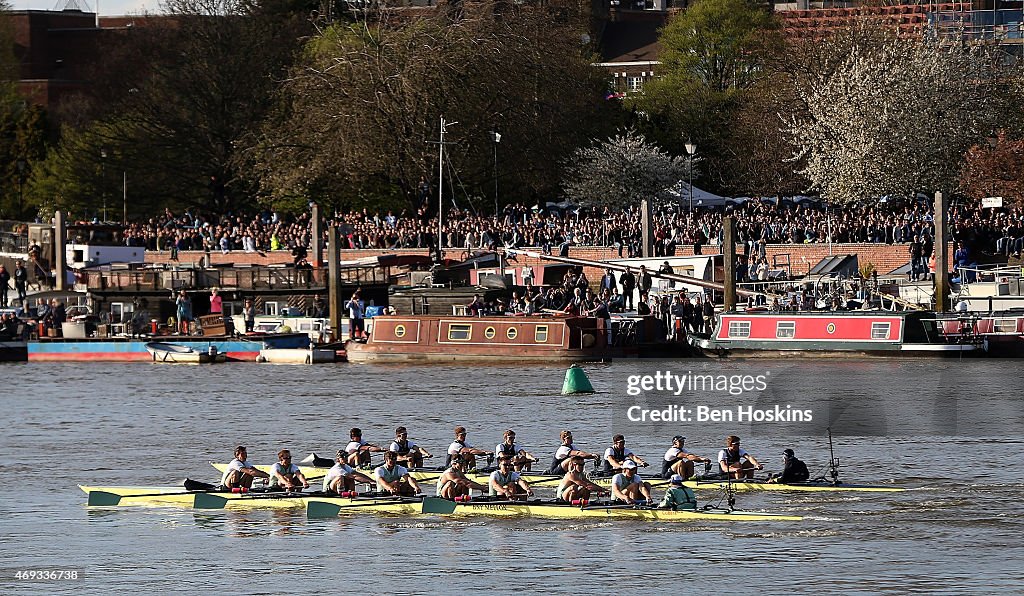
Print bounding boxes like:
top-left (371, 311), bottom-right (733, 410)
top-left (110, 198), bottom-right (1024, 259)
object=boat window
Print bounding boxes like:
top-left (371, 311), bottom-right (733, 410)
top-left (484, 326), bottom-right (496, 339)
top-left (394, 324), bottom-right (406, 338)
top-left (506, 327), bottom-right (519, 340)
top-left (870, 322), bottom-right (891, 340)
top-left (728, 321), bottom-right (750, 338)
top-left (776, 321), bottom-right (795, 339)
top-left (535, 325), bottom-right (549, 342)
top-left (265, 301), bottom-right (279, 316)
top-left (994, 319), bottom-right (1016, 333)
top-left (448, 324), bottom-right (472, 341)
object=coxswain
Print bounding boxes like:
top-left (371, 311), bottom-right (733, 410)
top-left (658, 474), bottom-right (697, 511)
top-left (718, 435), bottom-right (763, 479)
top-left (601, 434), bottom-right (648, 474)
top-left (610, 460), bottom-right (652, 505)
top-left (345, 427), bottom-right (385, 467)
top-left (269, 449), bottom-right (310, 491)
top-left (661, 435), bottom-right (711, 480)
top-left (323, 449), bottom-right (376, 493)
top-left (768, 448), bottom-right (811, 484)
top-left (557, 456), bottom-right (608, 502)
top-left (446, 426), bottom-right (490, 470)
top-left (494, 429), bottom-right (538, 472)
top-left (221, 446), bottom-right (270, 489)
top-left (436, 455), bottom-right (487, 500)
top-left (488, 456), bottom-right (534, 500)
top-left (547, 430), bottom-right (600, 475)
top-left (374, 450), bottom-right (421, 496)
top-left (388, 426), bottom-right (432, 469)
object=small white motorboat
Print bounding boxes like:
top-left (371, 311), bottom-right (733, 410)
top-left (145, 342), bottom-right (227, 364)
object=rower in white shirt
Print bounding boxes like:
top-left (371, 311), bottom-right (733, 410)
top-left (374, 451), bottom-right (420, 496)
top-left (718, 435), bottom-right (763, 479)
top-left (547, 430), bottom-right (600, 475)
top-left (322, 449), bottom-right (375, 493)
top-left (345, 427), bottom-right (385, 467)
top-left (446, 426), bottom-right (490, 469)
top-left (494, 429), bottom-right (538, 472)
top-left (601, 434), bottom-right (648, 474)
top-left (388, 426), bottom-right (433, 469)
top-left (610, 460), bottom-right (652, 505)
top-left (221, 445), bottom-right (270, 489)
top-left (269, 449), bottom-right (309, 491)
top-left (488, 456), bottom-right (534, 500)
top-left (661, 435), bottom-right (711, 480)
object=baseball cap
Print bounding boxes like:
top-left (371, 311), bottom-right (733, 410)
top-left (670, 474), bottom-right (684, 485)
top-left (783, 449), bottom-right (795, 458)
top-left (672, 435), bottom-right (685, 443)
top-left (622, 460), bottom-right (638, 470)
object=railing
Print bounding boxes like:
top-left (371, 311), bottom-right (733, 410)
top-left (80, 265), bottom-right (388, 293)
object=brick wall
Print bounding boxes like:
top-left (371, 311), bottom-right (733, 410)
top-left (147, 242), bottom-right (951, 284)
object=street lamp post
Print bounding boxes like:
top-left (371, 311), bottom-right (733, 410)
top-left (684, 140), bottom-right (697, 212)
top-left (16, 159), bottom-right (26, 217)
top-left (100, 148), bottom-right (108, 222)
top-left (491, 131), bottom-right (501, 216)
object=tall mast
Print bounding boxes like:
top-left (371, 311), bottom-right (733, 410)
top-left (438, 116), bottom-right (445, 255)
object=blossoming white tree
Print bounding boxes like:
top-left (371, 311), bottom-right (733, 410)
top-left (787, 27), bottom-right (1002, 204)
top-left (563, 129), bottom-right (692, 208)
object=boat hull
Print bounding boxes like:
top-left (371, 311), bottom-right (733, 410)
top-left (29, 333), bottom-right (309, 362)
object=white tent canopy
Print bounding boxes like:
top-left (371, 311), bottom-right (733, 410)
top-left (667, 183), bottom-right (731, 207)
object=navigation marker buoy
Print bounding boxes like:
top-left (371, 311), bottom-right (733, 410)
top-left (561, 364), bottom-right (595, 395)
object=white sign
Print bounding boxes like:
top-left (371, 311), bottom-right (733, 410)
top-left (982, 196), bottom-right (1003, 208)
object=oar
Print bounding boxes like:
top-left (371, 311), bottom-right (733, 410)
top-left (87, 489), bottom-right (200, 507)
top-left (307, 495), bottom-right (424, 519)
top-left (194, 490), bottom-right (322, 509)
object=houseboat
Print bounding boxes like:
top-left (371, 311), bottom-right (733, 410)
top-left (688, 310), bottom-right (983, 357)
top-left (28, 332), bottom-right (310, 362)
top-left (934, 312), bottom-right (1024, 357)
top-left (345, 314), bottom-right (644, 363)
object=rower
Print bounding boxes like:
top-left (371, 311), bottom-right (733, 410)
top-left (269, 449), bottom-right (310, 491)
top-left (768, 449), bottom-right (811, 484)
top-left (658, 474), bottom-right (697, 511)
top-left (718, 435), bottom-right (763, 479)
top-left (601, 434), bottom-right (648, 475)
top-left (488, 456), bottom-right (534, 500)
top-left (323, 449), bottom-right (376, 493)
top-left (661, 435), bottom-right (711, 480)
top-left (494, 429), bottom-right (538, 472)
top-left (345, 427), bottom-right (385, 467)
top-left (557, 456), bottom-right (608, 502)
top-left (610, 460), bottom-right (652, 505)
top-left (547, 430), bottom-right (600, 475)
top-left (446, 426), bottom-right (490, 470)
top-left (374, 450), bottom-right (420, 496)
top-left (221, 445), bottom-right (270, 490)
top-left (388, 426), bottom-right (433, 469)
top-left (436, 455), bottom-right (487, 500)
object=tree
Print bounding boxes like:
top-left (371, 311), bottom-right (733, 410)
top-left (562, 128), bottom-right (690, 209)
top-left (786, 25), bottom-right (1003, 204)
top-left (626, 0), bottom-right (782, 189)
top-left (960, 131), bottom-right (1024, 205)
top-left (253, 5), bottom-right (616, 212)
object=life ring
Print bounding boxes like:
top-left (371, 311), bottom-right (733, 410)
top-left (582, 333), bottom-right (596, 348)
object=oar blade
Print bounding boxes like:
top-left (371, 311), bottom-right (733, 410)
top-left (87, 490), bottom-right (123, 506)
top-left (306, 500), bottom-right (343, 519)
top-left (421, 497), bottom-right (457, 515)
top-left (193, 493), bottom-right (229, 509)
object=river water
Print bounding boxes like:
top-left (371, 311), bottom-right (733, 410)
top-left (2, 359), bottom-right (1023, 594)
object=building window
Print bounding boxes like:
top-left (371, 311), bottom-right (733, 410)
top-left (484, 326), bottom-right (496, 339)
top-left (728, 321), bottom-right (750, 338)
top-left (394, 324), bottom-right (406, 338)
top-left (448, 323), bottom-right (472, 341)
top-left (870, 322), bottom-right (891, 340)
top-left (628, 76), bottom-right (643, 92)
top-left (535, 325), bottom-right (549, 343)
top-left (506, 327), bottom-right (519, 340)
top-left (776, 321), bottom-right (795, 339)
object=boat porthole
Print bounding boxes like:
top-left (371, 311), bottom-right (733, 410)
top-left (826, 323), bottom-right (836, 334)
top-left (506, 327), bottom-right (518, 340)
top-left (484, 326), bottom-right (496, 339)
top-left (394, 325), bottom-right (406, 338)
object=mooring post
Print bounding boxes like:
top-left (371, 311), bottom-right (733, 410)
top-left (723, 215), bottom-right (736, 311)
top-left (328, 226), bottom-right (342, 341)
top-left (933, 192), bottom-right (949, 312)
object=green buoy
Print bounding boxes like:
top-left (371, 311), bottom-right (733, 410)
top-left (561, 364), bottom-right (595, 395)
